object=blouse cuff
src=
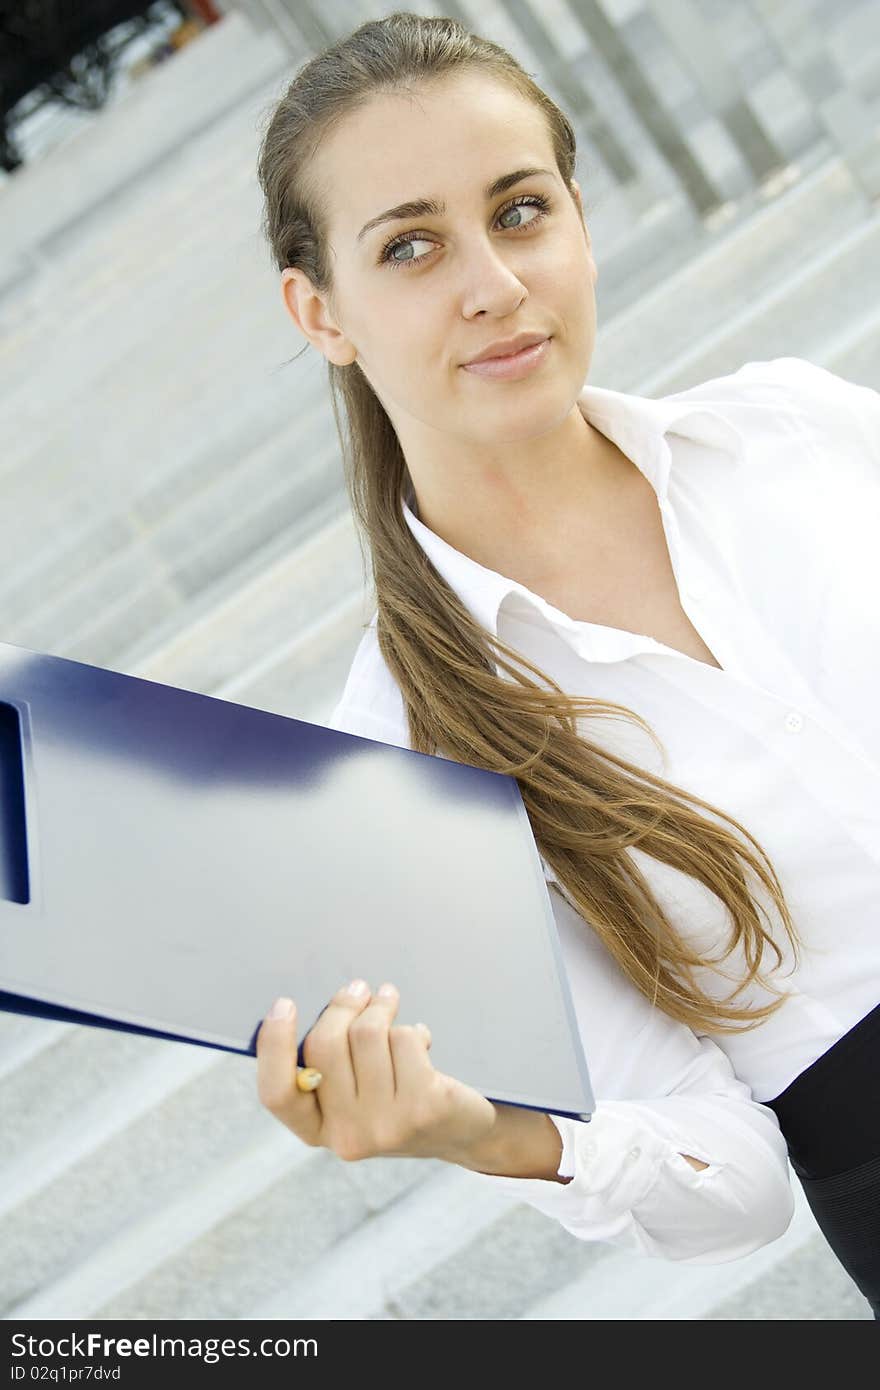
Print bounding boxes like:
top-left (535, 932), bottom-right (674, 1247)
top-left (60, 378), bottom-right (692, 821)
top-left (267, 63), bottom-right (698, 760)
top-left (462, 1103), bottom-right (677, 1232)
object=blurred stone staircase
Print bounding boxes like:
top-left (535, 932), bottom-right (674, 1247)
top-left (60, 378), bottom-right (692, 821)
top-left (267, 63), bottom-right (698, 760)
top-left (0, 6), bottom-right (878, 1321)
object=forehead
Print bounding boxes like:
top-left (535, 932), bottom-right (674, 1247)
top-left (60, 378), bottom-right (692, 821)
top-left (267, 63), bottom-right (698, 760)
top-left (315, 73), bottom-right (554, 231)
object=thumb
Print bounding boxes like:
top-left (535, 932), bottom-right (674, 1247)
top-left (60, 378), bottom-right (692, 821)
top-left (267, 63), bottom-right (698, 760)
top-left (256, 996), bottom-right (299, 1111)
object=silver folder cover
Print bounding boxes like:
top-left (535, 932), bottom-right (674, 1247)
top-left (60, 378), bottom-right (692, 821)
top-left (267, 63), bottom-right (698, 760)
top-left (0, 640), bottom-right (594, 1120)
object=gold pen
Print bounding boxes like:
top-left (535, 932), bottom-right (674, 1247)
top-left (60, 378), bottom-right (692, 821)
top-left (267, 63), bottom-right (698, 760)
top-left (296, 1067), bottom-right (322, 1092)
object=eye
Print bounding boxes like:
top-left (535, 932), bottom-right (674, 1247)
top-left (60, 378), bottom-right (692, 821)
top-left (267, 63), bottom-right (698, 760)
top-left (378, 193), bottom-right (552, 271)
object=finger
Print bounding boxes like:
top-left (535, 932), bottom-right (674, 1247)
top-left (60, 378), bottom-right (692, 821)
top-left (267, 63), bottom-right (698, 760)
top-left (256, 997), bottom-right (314, 1125)
top-left (302, 979), bottom-right (373, 1110)
top-left (347, 981), bottom-right (401, 1104)
top-left (388, 1023), bottom-right (434, 1098)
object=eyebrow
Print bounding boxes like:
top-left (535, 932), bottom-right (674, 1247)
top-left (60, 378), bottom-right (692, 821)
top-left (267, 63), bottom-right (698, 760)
top-left (355, 166), bottom-right (556, 244)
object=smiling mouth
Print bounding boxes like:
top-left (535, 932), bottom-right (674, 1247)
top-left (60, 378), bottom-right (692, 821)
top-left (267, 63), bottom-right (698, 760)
top-left (460, 337), bottom-right (552, 377)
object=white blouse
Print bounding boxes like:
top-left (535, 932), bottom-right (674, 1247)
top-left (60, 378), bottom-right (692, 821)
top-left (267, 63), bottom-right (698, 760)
top-left (325, 357), bottom-right (880, 1265)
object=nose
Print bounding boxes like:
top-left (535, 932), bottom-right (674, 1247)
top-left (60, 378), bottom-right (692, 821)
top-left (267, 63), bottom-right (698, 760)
top-left (459, 238), bottom-right (528, 319)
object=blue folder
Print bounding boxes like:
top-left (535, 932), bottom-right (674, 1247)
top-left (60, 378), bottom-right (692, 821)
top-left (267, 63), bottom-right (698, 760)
top-left (0, 638), bottom-right (595, 1120)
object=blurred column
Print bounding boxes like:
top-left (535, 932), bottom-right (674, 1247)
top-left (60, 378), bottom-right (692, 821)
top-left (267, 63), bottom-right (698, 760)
top-left (228, 0), bottom-right (334, 52)
top-left (645, 0), bottom-right (788, 186)
top-left (566, 0), bottom-right (724, 216)
top-left (748, 0), bottom-right (880, 201)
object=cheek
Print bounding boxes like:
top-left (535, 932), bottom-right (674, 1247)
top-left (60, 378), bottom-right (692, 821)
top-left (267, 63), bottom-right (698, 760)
top-left (367, 322), bottom-right (450, 417)
top-left (543, 236), bottom-right (592, 294)
top-left (371, 291), bottom-right (432, 347)
top-left (389, 301), bottom-right (455, 380)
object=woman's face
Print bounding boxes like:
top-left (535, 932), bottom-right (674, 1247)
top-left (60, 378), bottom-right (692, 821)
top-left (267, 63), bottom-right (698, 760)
top-left (282, 70), bottom-right (597, 451)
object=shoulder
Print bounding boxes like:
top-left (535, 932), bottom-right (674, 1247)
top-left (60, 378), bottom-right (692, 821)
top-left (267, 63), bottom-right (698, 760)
top-left (324, 612), bottom-right (412, 750)
top-left (678, 356), bottom-right (879, 469)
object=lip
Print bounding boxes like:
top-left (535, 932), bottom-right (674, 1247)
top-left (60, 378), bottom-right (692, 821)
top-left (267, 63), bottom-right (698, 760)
top-left (461, 336), bottom-right (551, 380)
top-left (463, 332), bottom-right (549, 365)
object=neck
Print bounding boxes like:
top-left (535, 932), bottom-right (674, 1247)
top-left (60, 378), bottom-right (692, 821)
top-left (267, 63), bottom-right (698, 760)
top-left (408, 413), bottom-right (637, 591)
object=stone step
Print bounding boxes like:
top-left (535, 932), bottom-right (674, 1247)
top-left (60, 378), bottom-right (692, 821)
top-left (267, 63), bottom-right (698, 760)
top-left (1, 429), bottom-right (345, 669)
top-left (0, 985), bottom-right (866, 1319)
top-left (522, 1181), bottom-right (873, 1320)
top-left (114, 500), bottom-right (369, 704)
top-left (637, 206), bottom-right (880, 394)
top-left (0, 269), bottom-right (306, 589)
top-left (593, 155), bottom-right (872, 386)
top-left (0, 1013), bottom-right (72, 1082)
top-left (0, 1036), bottom-right (351, 1318)
top-left (10, 998), bottom-right (836, 1320)
top-left (241, 1164), bottom-right (555, 1321)
top-left (10, 1152), bottom-right (523, 1321)
top-left (0, 11), bottom-right (291, 292)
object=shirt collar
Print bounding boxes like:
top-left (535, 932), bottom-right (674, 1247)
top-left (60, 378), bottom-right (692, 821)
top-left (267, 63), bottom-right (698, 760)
top-left (400, 375), bottom-right (745, 644)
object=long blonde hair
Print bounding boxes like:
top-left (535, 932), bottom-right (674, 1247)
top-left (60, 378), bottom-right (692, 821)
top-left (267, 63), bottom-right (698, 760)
top-left (256, 10), bottom-right (803, 1034)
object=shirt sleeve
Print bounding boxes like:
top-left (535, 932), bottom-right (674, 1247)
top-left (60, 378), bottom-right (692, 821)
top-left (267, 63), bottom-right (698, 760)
top-left (460, 881), bottom-right (795, 1266)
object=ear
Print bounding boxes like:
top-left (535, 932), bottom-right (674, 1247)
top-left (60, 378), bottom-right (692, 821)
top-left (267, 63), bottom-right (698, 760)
top-left (280, 267), bottom-right (357, 366)
top-left (569, 179), bottom-right (596, 274)
top-left (570, 180), bottom-right (589, 237)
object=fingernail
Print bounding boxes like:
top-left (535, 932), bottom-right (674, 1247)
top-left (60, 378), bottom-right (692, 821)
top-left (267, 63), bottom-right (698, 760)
top-left (269, 997), bottom-right (295, 1019)
top-left (346, 979), bottom-right (368, 997)
top-left (377, 983), bottom-right (396, 997)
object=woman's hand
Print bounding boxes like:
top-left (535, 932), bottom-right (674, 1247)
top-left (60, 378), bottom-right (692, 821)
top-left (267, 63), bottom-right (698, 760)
top-left (256, 979), bottom-right (498, 1163)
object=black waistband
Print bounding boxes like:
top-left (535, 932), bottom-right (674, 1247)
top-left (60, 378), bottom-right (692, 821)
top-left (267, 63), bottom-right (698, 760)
top-left (765, 1001), bottom-right (880, 1180)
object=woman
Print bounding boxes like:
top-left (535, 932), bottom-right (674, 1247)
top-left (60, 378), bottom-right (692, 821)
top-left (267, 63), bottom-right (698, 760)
top-left (253, 11), bottom-right (880, 1316)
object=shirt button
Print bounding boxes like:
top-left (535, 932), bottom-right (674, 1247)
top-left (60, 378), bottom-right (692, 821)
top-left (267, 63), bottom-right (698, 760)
top-left (784, 711), bottom-right (804, 733)
top-left (628, 1146), bottom-right (641, 1162)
